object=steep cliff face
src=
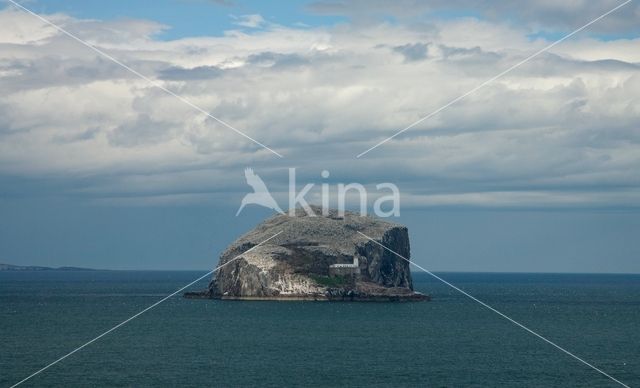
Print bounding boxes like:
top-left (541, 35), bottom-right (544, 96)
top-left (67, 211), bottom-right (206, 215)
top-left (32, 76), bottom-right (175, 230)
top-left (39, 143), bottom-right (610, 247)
top-left (202, 208), bottom-right (427, 301)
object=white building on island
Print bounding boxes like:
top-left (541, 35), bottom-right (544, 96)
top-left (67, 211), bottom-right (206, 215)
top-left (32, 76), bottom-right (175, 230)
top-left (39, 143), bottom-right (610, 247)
top-left (329, 257), bottom-right (360, 277)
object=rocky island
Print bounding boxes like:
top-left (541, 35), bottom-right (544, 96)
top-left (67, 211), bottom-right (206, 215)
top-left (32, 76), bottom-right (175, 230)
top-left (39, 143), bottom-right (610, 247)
top-left (185, 207), bottom-right (429, 302)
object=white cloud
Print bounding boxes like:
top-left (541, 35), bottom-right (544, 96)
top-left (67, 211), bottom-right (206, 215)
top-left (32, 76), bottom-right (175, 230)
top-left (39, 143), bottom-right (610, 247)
top-left (0, 8), bottom-right (65, 44)
top-left (308, 0), bottom-right (640, 34)
top-left (0, 6), bottom-right (638, 208)
top-left (231, 14), bottom-right (267, 28)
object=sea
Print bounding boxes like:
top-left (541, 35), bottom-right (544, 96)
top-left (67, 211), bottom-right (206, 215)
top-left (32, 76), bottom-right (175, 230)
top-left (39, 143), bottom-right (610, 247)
top-left (1, 271), bottom-right (639, 387)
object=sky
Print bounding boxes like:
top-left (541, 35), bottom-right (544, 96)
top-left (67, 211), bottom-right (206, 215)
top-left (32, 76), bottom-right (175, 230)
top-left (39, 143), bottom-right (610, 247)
top-left (0, 0), bottom-right (638, 272)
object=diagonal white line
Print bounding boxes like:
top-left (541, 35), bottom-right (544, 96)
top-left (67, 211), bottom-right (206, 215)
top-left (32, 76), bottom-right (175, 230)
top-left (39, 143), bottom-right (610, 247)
top-left (10, 231), bottom-right (283, 388)
top-left (356, 231), bottom-right (630, 388)
top-left (356, 0), bottom-right (632, 158)
top-left (6, 0), bottom-right (283, 158)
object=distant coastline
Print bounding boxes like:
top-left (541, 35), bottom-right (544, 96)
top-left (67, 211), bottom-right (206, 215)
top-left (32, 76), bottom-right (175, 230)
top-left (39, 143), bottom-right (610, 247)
top-left (0, 263), bottom-right (637, 275)
top-left (0, 263), bottom-right (97, 271)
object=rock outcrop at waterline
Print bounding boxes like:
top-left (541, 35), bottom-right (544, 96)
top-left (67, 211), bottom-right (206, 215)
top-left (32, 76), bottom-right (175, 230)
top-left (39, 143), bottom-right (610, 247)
top-left (185, 207), bottom-right (429, 301)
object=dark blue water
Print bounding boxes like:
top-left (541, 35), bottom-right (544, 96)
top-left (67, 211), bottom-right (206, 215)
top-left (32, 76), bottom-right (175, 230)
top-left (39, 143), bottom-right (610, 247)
top-left (1, 271), bottom-right (639, 387)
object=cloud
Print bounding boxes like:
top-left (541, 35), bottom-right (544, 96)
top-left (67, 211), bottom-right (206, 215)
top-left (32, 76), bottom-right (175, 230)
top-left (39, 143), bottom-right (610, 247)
top-left (246, 52), bottom-right (310, 68)
top-left (0, 6), bottom-right (638, 209)
top-left (108, 114), bottom-right (176, 147)
top-left (232, 14), bottom-right (267, 28)
top-left (307, 0), bottom-right (640, 34)
top-left (0, 8), bottom-right (65, 44)
top-left (209, 0), bottom-right (236, 6)
top-left (392, 42), bottom-right (429, 62)
top-left (158, 65), bottom-right (223, 80)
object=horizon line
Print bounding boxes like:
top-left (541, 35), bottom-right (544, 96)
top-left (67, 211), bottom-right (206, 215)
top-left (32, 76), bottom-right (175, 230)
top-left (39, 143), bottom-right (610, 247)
top-left (2, 264), bottom-right (639, 276)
